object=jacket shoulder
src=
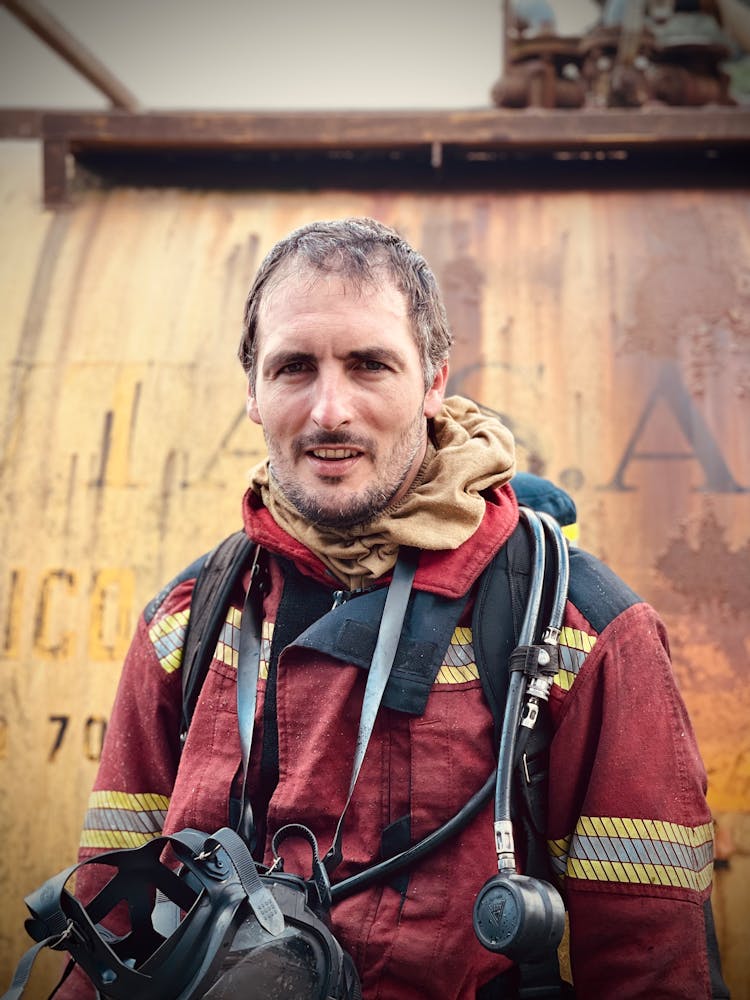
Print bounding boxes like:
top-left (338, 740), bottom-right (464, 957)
top-left (143, 553), bottom-right (208, 624)
top-left (568, 547), bottom-right (641, 634)
top-left (142, 531), bottom-right (250, 624)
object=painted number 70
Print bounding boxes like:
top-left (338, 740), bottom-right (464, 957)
top-left (48, 715), bottom-right (108, 762)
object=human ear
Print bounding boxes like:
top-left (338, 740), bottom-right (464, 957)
top-left (246, 384), bottom-right (262, 425)
top-left (423, 362), bottom-right (449, 418)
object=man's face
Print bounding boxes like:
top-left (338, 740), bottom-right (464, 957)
top-left (247, 266), bottom-right (448, 529)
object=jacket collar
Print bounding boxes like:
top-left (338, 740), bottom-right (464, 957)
top-left (241, 485), bottom-right (519, 600)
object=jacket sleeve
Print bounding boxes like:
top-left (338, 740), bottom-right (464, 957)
top-left (53, 579), bottom-right (192, 998)
top-left (548, 599), bottom-right (727, 999)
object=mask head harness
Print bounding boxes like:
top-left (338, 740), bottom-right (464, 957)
top-left (9, 824), bottom-right (360, 1000)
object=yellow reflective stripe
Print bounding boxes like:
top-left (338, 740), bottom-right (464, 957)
top-left (436, 662), bottom-right (480, 683)
top-left (556, 815), bottom-right (714, 893)
top-left (87, 790), bottom-right (170, 811)
top-left (434, 626), bottom-right (479, 684)
top-left (548, 836), bottom-right (571, 860)
top-left (192, 607), bottom-right (273, 677)
top-left (215, 641), bottom-right (238, 668)
top-left (582, 815), bottom-right (713, 848)
top-left (566, 856), bottom-right (713, 893)
top-left (548, 834), bottom-right (572, 882)
top-left (554, 627), bottom-right (597, 692)
top-left (453, 625), bottom-right (472, 645)
top-left (559, 627), bottom-right (597, 653)
top-left (259, 620), bottom-right (274, 680)
top-left (148, 609), bottom-right (190, 674)
top-left (150, 604), bottom-right (274, 681)
top-left (554, 669), bottom-right (576, 692)
top-left (80, 829), bottom-right (162, 850)
top-left (83, 790), bottom-right (170, 849)
top-left (562, 523), bottom-right (579, 544)
top-left (222, 615), bottom-right (273, 678)
top-left (214, 605), bottom-right (242, 670)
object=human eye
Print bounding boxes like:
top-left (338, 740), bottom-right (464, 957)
top-left (279, 360), bottom-right (308, 375)
top-left (268, 353), bottom-right (315, 379)
top-left (359, 358), bottom-right (388, 372)
top-left (351, 350), bottom-right (396, 374)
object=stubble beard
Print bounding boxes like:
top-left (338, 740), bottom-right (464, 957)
top-left (269, 409), bottom-right (427, 530)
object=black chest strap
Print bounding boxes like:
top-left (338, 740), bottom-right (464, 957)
top-left (180, 530), bottom-right (254, 746)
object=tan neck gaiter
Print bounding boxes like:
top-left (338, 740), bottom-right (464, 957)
top-left (249, 395), bottom-right (515, 590)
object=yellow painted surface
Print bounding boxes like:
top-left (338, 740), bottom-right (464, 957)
top-left (0, 141), bottom-right (748, 997)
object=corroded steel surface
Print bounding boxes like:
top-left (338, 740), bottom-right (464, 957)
top-left (1, 142), bottom-right (748, 994)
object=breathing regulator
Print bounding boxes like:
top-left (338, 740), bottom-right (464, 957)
top-left (472, 508), bottom-right (567, 960)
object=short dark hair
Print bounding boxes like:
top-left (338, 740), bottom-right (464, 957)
top-left (238, 217), bottom-right (453, 391)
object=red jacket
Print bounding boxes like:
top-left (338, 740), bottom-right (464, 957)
top-left (67, 484), bottom-right (719, 999)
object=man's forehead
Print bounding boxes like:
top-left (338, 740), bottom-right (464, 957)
top-left (258, 259), bottom-right (402, 319)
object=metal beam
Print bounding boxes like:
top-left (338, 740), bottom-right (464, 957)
top-left (3, 0), bottom-right (139, 111)
top-left (5, 105), bottom-right (746, 207)
top-left (40, 107), bottom-right (750, 151)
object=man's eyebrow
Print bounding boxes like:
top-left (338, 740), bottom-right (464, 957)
top-left (349, 346), bottom-right (406, 368)
top-left (262, 349), bottom-right (315, 374)
top-left (263, 346), bottom-right (407, 373)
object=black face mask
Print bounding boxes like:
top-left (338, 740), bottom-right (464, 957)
top-left (200, 872), bottom-right (361, 1000)
top-left (5, 826), bottom-right (361, 1000)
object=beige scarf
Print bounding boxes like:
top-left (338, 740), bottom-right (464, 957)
top-left (249, 395), bottom-right (515, 590)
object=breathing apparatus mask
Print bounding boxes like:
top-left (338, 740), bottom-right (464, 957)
top-left (3, 508), bottom-right (567, 999)
top-left (3, 823), bottom-right (360, 1000)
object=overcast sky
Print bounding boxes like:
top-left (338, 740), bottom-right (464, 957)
top-left (0, 0), bottom-right (600, 110)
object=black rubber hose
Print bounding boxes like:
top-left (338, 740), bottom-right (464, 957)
top-left (330, 767), bottom-right (496, 901)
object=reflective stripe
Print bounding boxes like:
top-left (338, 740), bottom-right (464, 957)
top-left (256, 619), bottom-right (274, 680)
top-left (554, 626), bottom-right (597, 692)
top-left (434, 626), bottom-right (480, 684)
top-left (149, 609), bottom-right (189, 674)
top-left (549, 816), bottom-right (714, 893)
top-left (548, 835), bottom-right (572, 881)
top-left (562, 523), bottom-right (579, 544)
top-left (149, 602), bottom-right (270, 679)
top-left (168, 605), bottom-right (273, 679)
top-left (215, 608), bottom-right (273, 679)
top-left (81, 829), bottom-right (162, 849)
top-left (215, 605), bottom-right (242, 668)
top-left (87, 790), bottom-right (170, 811)
top-left (81, 790), bottom-right (170, 850)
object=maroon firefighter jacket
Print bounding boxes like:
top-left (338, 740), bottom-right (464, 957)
top-left (65, 484), bottom-right (719, 999)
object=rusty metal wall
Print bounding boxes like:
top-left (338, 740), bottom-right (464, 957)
top-left (1, 141), bottom-right (748, 996)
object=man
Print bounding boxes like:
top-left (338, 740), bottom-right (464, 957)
top-left (65, 218), bottom-right (725, 998)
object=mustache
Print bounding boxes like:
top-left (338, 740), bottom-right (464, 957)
top-left (293, 429), bottom-right (375, 458)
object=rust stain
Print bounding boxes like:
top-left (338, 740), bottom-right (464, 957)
top-left (60, 198), bottom-right (108, 359)
top-left (621, 208), bottom-right (750, 381)
top-left (656, 506), bottom-right (750, 622)
top-left (14, 212), bottom-right (72, 365)
top-left (1, 569), bottom-right (23, 658)
top-left (0, 213), bottom-right (71, 485)
top-left (223, 232), bottom-right (260, 316)
top-left (653, 505), bottom-right (750, 813)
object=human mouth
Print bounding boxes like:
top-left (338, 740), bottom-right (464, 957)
top-left (310, 447), bottom-right (362, 460)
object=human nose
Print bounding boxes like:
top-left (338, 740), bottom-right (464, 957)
top-left (310, 369), bottom-right (352, 431)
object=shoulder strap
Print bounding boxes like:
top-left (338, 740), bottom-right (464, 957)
top-left (472, 520), bottom-right (533, 743)
top-left (180, 530), bottom-right (256, 745)
top-left (567, 547), bottom-right (640, 631)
